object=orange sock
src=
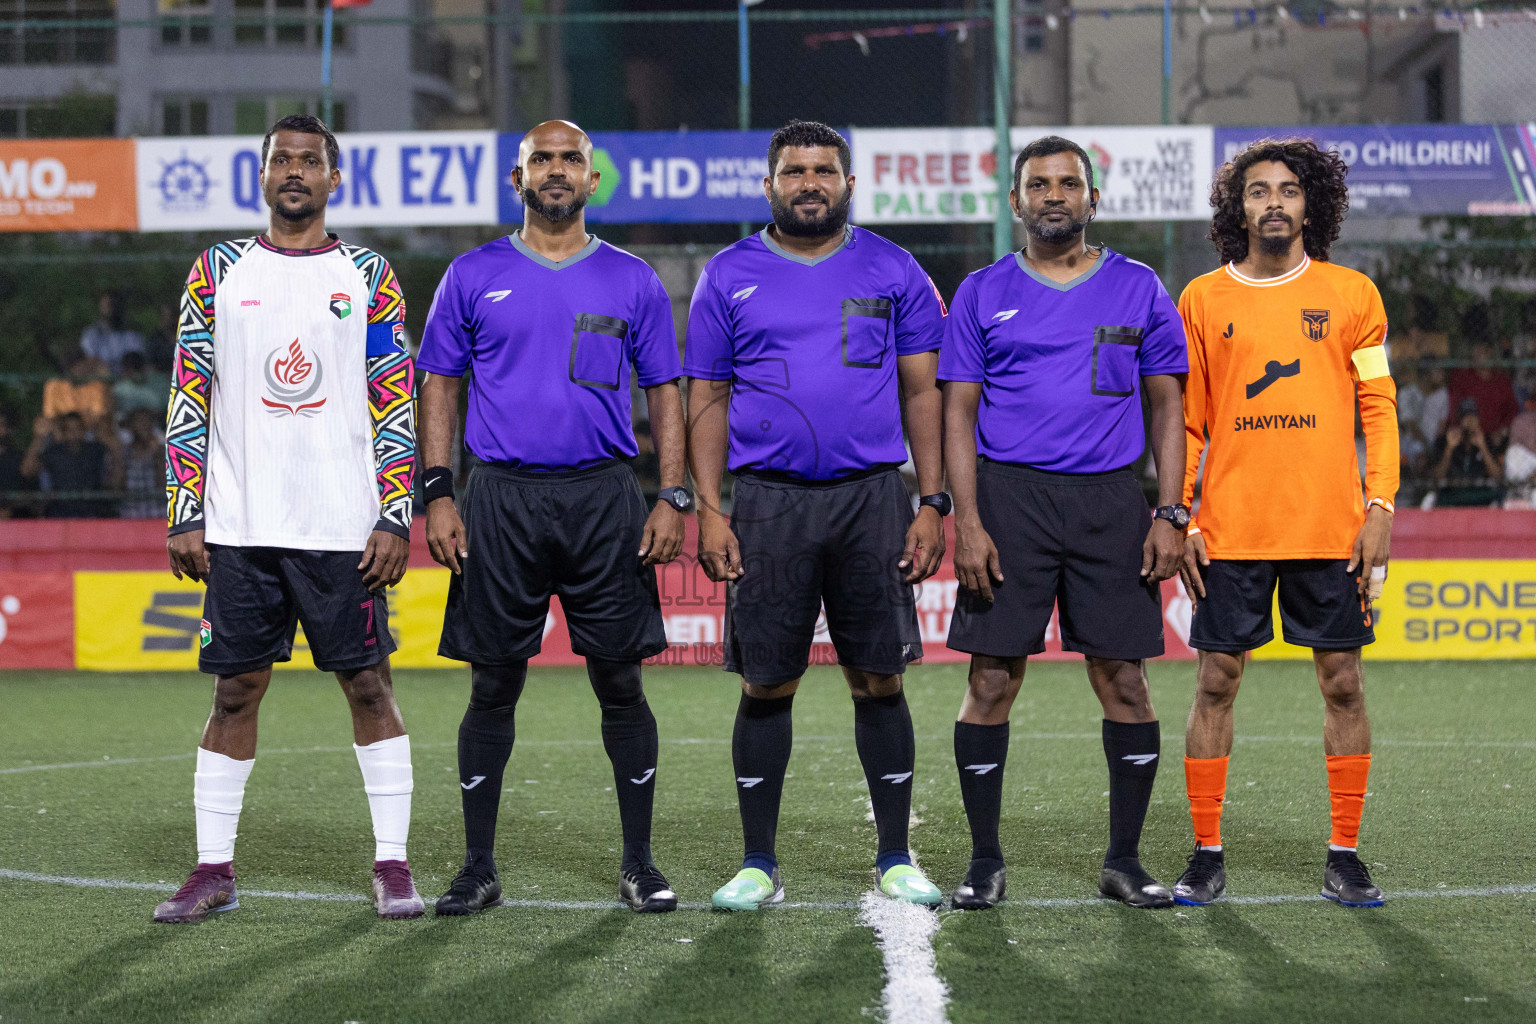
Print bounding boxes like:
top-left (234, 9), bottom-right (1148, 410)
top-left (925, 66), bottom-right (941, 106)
top-left (1184, 756), bottom-right (1229, 847)
top-left (1326, 753), bottom-right (1372, 848)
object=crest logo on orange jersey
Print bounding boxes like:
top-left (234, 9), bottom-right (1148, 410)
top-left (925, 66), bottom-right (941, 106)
top-left (1302, 309), bottom-right (1331, 341)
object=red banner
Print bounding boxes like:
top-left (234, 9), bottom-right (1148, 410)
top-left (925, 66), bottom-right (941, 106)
top-left (0, 572), bottom-right (75, 669)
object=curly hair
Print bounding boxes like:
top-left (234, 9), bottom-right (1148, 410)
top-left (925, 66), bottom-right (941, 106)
top-left (1208, 138), bottom-right (1349, 265)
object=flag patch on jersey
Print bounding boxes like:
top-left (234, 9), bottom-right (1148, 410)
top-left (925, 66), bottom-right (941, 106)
top-left (330, 293), bottom-right (353, 320)
top-left (199, 619), bottom-right (212, 648)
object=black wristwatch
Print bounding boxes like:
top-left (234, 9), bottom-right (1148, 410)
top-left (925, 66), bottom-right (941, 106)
top-left (657, 486), bottom-right (693, 513)
top-left (919, 492), bottom-right (953, 517)
top-left (1152, 504), bottom-right (1192, 530)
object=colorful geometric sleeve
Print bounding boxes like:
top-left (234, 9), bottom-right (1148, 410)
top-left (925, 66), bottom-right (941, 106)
top-left (165, 249), bottom-right (217, 535)
top-left (360, 253), bottom-right (416, 539)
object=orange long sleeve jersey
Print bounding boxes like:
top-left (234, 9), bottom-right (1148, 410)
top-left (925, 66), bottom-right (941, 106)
top-left (1179, 256), bottom-right (1399, 560)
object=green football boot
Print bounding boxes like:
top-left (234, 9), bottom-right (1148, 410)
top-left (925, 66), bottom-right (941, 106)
top-left (878, 863), bottom-right (944, 906)
top-left (711, 866), bottom-right (784, 911)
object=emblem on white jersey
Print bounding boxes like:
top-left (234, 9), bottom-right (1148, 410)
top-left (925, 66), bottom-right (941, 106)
top-left (993, 309), bottom-right (1019, 321)
top-left (485, 290), bottom-right (512, 303)
top-left (329, 292), bottom-right (352, 320)
top-left (261, 338), bottom-right (326, 417)
top-left (732, 285), bottom-right (758, 301)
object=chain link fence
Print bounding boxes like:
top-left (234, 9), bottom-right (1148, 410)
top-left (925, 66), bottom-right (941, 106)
top-left (2, 2), bottom-right (1535, 512)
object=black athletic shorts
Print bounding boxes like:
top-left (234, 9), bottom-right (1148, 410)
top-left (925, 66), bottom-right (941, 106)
top-left (199, 545), bottom-right (395, 676)
top-left (438, 459), bottom-right (668, 665)
top-left (1188, 559), bottom-right (1375, 653)
top-left (946, 460), bottom-right (1164, 661)
top-left (723, 467), bottom-right (922, 686)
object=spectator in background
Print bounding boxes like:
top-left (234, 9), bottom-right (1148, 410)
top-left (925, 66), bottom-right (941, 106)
top-left (0, 411), bottom-right (36, 518)
top-left (80, 291), bottom-right (146, 374)
top-left (42, 350), bottom-right (113, 422)
top-left (119, 407), bottom-right (165, 519)
top-left (1449, 342), bottom-right (1518, 445)
top-left (1396, 361), bottom-right (1428, 473)
top-left (21, 412), bottom-right (121, 518)
top-left (1417, 361), bottom-right (1450, 453)
top-left (144, 302), bottom-right (178, 375)
top-left (1430, 398), bottom-right (1503, 508)
top-left (112, 351), bottom-right (165, 420)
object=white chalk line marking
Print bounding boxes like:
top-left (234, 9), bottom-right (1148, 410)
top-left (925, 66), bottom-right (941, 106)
top-left (860, 890), bottom-right (951, 1024)
top-left (5, 731), bottom-right (1530, 776)
top-left (2, 869), bottom-right (1531, 912)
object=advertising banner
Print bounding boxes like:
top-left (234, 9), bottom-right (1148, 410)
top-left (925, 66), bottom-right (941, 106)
top-left (496, 130), bottom-right (775, 225)
top-left (1214, 123), bottom-right (1536, 216)
top-left (0, 572), bottom-right (74, 669)
top-left (850, 125), bottom-right (1215, 224)
top-left (44, 558), bottom-right (1536, 671)
top-left (0, 140), bottom-right (137, 233)
top-left (135, 131), bottom-right (500, 232)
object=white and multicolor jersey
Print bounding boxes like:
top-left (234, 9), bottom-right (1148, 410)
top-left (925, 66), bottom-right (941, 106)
top-left (165, 234), bottom-right (417, 550)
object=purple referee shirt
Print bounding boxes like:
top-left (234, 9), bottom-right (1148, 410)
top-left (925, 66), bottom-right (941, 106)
top-left (683, 226), bottom-right (946, 480)
top-left (417, 233), bottom-right (682, 470)
top-left (938, 248), bottom-right (1188, 474)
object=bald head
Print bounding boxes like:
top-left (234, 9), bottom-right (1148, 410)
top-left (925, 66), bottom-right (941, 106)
top-left (514, 120), bottom-right (598, 226)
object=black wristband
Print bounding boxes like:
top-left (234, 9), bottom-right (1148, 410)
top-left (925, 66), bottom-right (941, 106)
top-left (422, 466), bottom-right (455, 504)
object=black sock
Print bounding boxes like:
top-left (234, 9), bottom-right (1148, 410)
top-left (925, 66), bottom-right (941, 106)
top-left (587, 658), bottom-right (657, 871)
top-left (732, 691), bottom-right (794, 868)
top-left (954, 720), bottom-right (1010, 863)
top-left (1103, 719), bottom-right (1160, 864)
top-left (600, 702), bottom-right (658, 869)
top-left (853, 690), bottom-right (915, 865)
top-left (458, 662), bottom-right (527, 872)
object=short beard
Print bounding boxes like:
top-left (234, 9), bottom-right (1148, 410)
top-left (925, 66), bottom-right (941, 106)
top-left (1023, 209), bottom-right (1090, 245)
top-left (270, 191), bottom-right (320, 221)
top-left (769, 188), bottom-right (851, 238)
top-left (522, 185), bottom-right (587, 223)
top-left (1257, 232), bottom-right (1294, 257)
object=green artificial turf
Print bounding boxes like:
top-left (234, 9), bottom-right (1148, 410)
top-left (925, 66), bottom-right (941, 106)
top-left (1, 661), bottom-right (1532, 1023)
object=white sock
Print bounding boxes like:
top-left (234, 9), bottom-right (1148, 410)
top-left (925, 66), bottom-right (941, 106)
top-left (194, 747), bottom-right (255, 864)
top-left (1328, 843), bottom-right (1357, 853)
top-left (1199, 844), bottom-right (1223, 852)
top-left (355, 734), bottom-right (413, 862)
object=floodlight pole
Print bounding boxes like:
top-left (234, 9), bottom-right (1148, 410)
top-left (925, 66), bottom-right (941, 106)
top-left (321, 0), bottom-right (335, 127)
top-left (992, 0), bottom-right (1012, 260)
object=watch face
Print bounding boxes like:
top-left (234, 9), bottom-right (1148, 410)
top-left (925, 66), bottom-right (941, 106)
top-left (666, 488), bottom-right (692, 511)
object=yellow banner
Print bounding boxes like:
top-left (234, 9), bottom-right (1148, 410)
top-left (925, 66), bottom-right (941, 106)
top-left (73, 570), bottom-right (467, 671)
top-left (1250, 559), bottom-right (1536, 660)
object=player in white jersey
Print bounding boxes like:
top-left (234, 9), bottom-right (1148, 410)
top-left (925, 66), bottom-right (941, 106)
top-left (153, 116), bottom-right (424, 923)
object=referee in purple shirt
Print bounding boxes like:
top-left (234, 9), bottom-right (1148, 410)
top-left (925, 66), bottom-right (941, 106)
top-left (416, 120), bottom-right (690, 916)
top-left (686, 121), bottom-right (950, 910)
top-left (940, 136), bottom-right (1190, 911)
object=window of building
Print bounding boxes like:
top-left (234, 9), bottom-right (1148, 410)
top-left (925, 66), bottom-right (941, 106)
top-left (0, 0), bottom-right (116, 65)
top-left (232, 0), bottom-right (347, 49)
top-left (234, 95), bottom-right (347, 135)
top-left (1424, 65), bottom-right (1445, 124)
top-left (159, 0), bottom-right (212, 48)
top-left (162, 98), bottom-right (210, 136)
top-left (0, 93), bottom-right (115, 136)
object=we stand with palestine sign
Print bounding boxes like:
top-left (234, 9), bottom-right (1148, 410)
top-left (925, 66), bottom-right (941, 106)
top-left (850, 126), bottom-right (1215, 224)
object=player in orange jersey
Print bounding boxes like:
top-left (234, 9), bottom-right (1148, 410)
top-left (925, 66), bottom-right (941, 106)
top-left (1173, 139), bottom-right (1398, 908)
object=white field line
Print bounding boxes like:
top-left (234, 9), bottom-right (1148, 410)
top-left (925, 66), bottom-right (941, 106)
top-left (5, 731), bottom-right (1530, 776)
top-left (3, 867), bottom-right (1532, 911)
top-left (859, 891), bottom-right (951, 1024)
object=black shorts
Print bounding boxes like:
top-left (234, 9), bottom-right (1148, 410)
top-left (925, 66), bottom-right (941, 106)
top-left (1188, 559), bottom-right (1375, 653)
top-left (199, 546), bottom-right (396, 675)
top-left (946, 461), bottom-right (1164, 661)
top-left (438, 460), bottom-right (668, 665)
top-left (723, 468), bottom-right (922, 686)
